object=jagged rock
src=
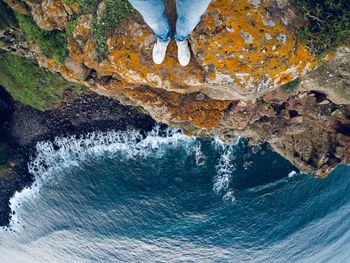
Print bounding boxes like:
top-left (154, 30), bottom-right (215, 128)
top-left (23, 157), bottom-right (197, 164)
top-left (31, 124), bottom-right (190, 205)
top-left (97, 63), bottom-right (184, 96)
top-left (300, 47), bottom-right (350, 105)
top-left (0, 5), bottom-right (35, 59)
top-left (64, 56), bottom-right (90, 80)
top-left (3, 0), bottom-right (29, 15)
top-left (27, 0), bottom-right (68, 31)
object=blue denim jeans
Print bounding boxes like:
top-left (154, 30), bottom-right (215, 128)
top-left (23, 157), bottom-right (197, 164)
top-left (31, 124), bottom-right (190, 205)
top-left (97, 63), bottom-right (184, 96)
top-left (128, 0), bottom-right (212, 42)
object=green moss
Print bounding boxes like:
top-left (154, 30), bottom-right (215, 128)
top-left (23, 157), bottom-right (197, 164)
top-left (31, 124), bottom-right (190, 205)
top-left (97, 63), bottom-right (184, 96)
top-left (62, 0), bottom-right (99, 14)
top-left (92, 0), bottom-right (134, 61)
top-left (136, 106), bottom-right (150, 115)
top-left (0, 54), bottom-right (86, 111)
top-left (12, 0), bottom-right (133, 63)
top-left (295, 0), bottom-right (350, 56)
top-left (16, 14), bottom-right (68, 64)
top-left (281, 78), bottom-right (301, 92)
top-left (66, 17), bottom-right (77, 37)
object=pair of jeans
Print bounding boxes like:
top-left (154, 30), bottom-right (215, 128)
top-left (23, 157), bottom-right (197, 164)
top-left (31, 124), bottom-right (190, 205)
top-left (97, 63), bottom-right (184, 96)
top-left (128, 0), bottom-right (212, 42)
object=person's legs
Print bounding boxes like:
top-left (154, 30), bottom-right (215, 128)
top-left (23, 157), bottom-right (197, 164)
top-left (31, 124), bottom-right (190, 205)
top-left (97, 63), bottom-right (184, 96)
top-left (128, 0), bottom-right (171, 64)
top-left (128, 0), bottom-right (171, 42)
top-left (175, 0), bottom-right (212, 42)
top-left (175, 0), bottom-right (211, 66)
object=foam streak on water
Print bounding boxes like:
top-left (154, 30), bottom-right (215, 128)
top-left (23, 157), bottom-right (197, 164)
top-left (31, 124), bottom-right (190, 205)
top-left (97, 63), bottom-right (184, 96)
top-left (211, 137), bottom-right (241, 201)
top-left (7, 128), bottom-right (241, 230)
top-left (9, 128), bottom-right (193, 230)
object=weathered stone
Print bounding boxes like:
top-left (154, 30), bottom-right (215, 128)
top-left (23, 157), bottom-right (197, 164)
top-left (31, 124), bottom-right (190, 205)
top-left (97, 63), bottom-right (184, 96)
top-left (27, 0), bottom-right (68, 30)
top-left (300, 47), bottom-right (350, 105)
top-left (190, 0), bottom-right (315, 99)
top-left (3, 0), bottom-right (29, 15)
top-left (73, 14), bottom-right (92, 47)
top-left (263, 88), bottom-right (291, 104)
top-left (64, 56), bottom-right (90, 80)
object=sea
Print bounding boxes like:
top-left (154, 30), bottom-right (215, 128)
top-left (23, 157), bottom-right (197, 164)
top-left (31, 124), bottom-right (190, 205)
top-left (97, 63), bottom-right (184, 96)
top-left (0, 128), bottom-right (349, 263)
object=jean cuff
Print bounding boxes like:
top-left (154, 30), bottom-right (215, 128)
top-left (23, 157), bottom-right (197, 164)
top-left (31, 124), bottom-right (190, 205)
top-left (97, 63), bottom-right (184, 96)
top-left (157, 37), bottom-right (171, 43)
top-left (175, 35), bottom-right (188, 42)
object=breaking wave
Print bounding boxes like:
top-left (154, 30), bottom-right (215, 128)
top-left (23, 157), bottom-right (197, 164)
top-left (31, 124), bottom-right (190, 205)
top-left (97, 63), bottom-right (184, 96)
top-left (6, 128), bottom-right (247, 230)
top-left (1, 127), bottom-right (349, 263)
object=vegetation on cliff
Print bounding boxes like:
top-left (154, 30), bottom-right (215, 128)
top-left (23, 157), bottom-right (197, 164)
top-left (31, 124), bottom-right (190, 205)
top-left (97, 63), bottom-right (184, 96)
top-left (62, 0), bottom-right (134, 60)
top-left (16, 14), bottom-right (68, 64)
top-left (296, 0), bottom-right (350, 56)
top-left (92, 0), bottom-right (134, 61)
top-left (0, 54), bottom-right (86, 111)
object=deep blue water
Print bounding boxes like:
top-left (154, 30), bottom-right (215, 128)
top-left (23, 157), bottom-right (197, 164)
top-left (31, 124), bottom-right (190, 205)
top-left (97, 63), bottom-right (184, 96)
top-left (0, 129), bottom-right (349, 262)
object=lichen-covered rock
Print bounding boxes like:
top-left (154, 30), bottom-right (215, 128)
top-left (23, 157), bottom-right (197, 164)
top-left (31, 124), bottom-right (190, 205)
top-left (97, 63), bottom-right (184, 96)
top-left (190, 0), bottom-right (315, 99)
top-left (73, 14), bottom-right (92, 46)
top-left (47, 0), bottom-right (315, 101)
top-left (27, 0), bottom-right (68, 30)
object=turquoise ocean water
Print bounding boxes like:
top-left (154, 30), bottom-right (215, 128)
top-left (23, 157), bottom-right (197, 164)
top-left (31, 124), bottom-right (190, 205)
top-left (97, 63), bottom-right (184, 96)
top-left (0, 129), bottom-right (349, 262)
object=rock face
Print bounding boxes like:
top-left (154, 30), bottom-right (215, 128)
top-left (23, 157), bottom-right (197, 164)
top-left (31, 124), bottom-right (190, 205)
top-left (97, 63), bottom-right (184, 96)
top-left (27, 0), bottom-right (69, 30)
top-left (300, 47), bottom-right (350, 105)
top-left (0, 1), bottom-right (34, 59)
top-left (200, 90), bottom-right (350, 177)
top-left (3, 0), bottom-right (350, 176)
top-left (190, 0), bottom-right (315, 99)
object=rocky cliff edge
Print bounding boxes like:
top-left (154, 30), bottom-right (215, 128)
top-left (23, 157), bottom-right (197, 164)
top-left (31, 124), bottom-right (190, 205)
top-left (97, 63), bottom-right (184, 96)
top-left (3, 0), bottom-right (350, 177)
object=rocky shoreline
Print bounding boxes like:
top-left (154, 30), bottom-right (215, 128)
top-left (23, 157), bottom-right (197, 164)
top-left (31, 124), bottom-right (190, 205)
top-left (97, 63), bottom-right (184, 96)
top-left (0, 0), bottom-right (349, 225)
top-left (0, 86), bottom-right (156, 226)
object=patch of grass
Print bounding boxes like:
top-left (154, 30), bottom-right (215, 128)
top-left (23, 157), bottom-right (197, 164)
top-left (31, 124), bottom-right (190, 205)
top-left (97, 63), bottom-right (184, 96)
top-left (281, 78), bottom-right (301, 92)
top-left (14, 0), bottom-right (133, 62)
top-left (92, 0), bottom-right (134, 61)
top-left (295, 0), bottom-right (350, 56)
top-left (62, 0), bottom-right (99, 14)
top-left (16, 14), bottom-right (68, 64)
top-left (66, 16), bottom-right (78, 37)
top-left (0, 54), bottom-right (86, 111)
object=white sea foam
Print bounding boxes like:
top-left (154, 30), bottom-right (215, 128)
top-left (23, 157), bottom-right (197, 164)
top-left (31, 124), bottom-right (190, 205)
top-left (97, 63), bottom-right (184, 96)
top-left (192, 142), bottom-right (206, 166)
top-left (4, 129), bottom-right (247, 230)
top-left (6, 128), bottom-right (196, 230)
top-left (211, 137), bottom-right (242, 201)
top-left (288, 170), bottom-right (298, 178)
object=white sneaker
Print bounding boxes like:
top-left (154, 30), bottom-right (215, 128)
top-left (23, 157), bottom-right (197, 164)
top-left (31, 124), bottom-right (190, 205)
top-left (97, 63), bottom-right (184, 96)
top-left (152, 39), bottom-right (170, 65)
top-left (176, 40), bottom-right (191, 66)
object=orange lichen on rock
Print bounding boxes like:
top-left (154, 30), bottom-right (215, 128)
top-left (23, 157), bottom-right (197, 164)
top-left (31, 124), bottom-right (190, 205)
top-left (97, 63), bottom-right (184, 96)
top-left (107, 24), bottom-right (207, 93)
top-left (120, 86), bottom-right (231, 128)
top-left (83, 39), bottom-right (118, 77)
top-left (191, 0), bottom-right (316, 94)
top-left (27, 0), bottom-right (68, 30)
top-left (11, 0), bottom-right (320, 130)
top-left (73, 15), bottom-right (93, 46)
